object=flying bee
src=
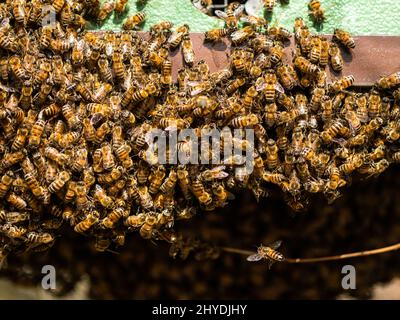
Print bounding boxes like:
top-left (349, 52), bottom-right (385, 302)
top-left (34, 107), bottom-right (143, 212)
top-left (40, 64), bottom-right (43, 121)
top-left (215, 4), bottom-right (244, 28)
top-left (308, 0), bottom-right (325, 24)
top-left (247, 241), bottom-right (285, 269)
top-left (182, 34), bottom-right (195, 65)
top-left (329, 75), bottom-right (355, 93)
top-left (123, 12), bottom-right (146, 30)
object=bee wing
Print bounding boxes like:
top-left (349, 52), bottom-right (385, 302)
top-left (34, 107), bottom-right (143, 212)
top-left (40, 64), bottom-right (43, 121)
top-left (255, 79), bottom-right (266, 91)
top-left (275, 82), bottom-right (285, 93)
top-left (231, 29), bottom-right (247, 41)
top-left (215, 10), bottom-right (228, 20)
top-left (247, 253), bottom-right (263, 262)
top-left (234, 4), bottom-right (245, 17)
top-left (269, 240), bottom-right (282, 249)
top-left (168, 32), bottom-right (182, 44)
top-left (245, 0), bottom-right (264, 16)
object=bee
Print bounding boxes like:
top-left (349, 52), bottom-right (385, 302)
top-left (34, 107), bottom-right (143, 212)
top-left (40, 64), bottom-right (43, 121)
top-left (115, 0), bottom-right (128, 15)
top-left (28, 119), bottom-right (45, 149)
top-left (262, 172), bottom-right (287, 185)
top-left (44, 147), bottom-right (68, 167)
top-left (328, 42), bottom-right (344, 72)
top-left (177, 166), bottom-right (192, 201)
top-left (334, 28), bottom-right (356, 49)
top-left (0, 171), bottom-right (14, 198)
top-left (376, 72), bottom-right (400, 90)
top-left (226, 77), bottom-right (246, 95)
top-left (168, 24), bottom-right (189, 48)
top-left (269, 43), bottom-right (284, 65)
top-left (294, 56), bottom-right (319, 74)
top-left (230, 114), bottom-right (259, 128)
top-left (242, 86), bottom-right (259, 110)
top-left (263, 0), bottom-right (276, 12)
top-left (392, 151), bottom-right (400, 163)
top-left (320, 120), bottom-right (345, 143)
top-left (26, 231), bottom-right (54, 245)
top-left (345, 109), bottom-right (361, 135)
top-left (215, 4), bottom-right (244, 28)
top-left (97, 0), bottom-right (115, 23)
top-left (159, 170), bottom-right (178, 194)
top-left (308, 0), bottom-right (325, 24)
top-left (264, 139), bottom-right (279, 170)
top-left (74, 211), bottom-right (99, 233)
top-left (150, 21), bottom-right (174, 34)
top-left (276, 64), bottom-right (298, 90)
top-left (124, 213), bottom-right (146, 228)
top-left (191, 179), bottom-right (212, 206)
top-left (320, 95), bottom-right (333, 122)
top-left (139, 215), bottom-right (157, 239)
top-left (247, 241), bottom-right (285, 268)
top-left (339, 154), bottom-right (364, 175)
top-left (182, 34), bottom-right (195, 66)
top-left (231, 26), bottom-right (256, 46)
top-left (6, 192), bottom-right (27, 210)
top-left (148, 166), bottom-right (166, 194)
top-left (160, 59), bottom-right (172, 86)
top-left (204, 28), bottom-right (230, 43)
top-left (11, 126), bottom-right (29, 151)
top-left (309, 36), bottom-right (322, 64)
top-left (123, 12), bottom-right (146, 30)
top-left (112, 52), bottom-right (126, 81)
top-left (368, 90), bottom-right (382, 119)
top-left (97, 55), bottom-right (113, 83)
top-left (48, 171), bottom-right (71, 194)
top-left (329, 75), bottom-right (355, 93)
top-left (9, 56), bottom-right (27, 80)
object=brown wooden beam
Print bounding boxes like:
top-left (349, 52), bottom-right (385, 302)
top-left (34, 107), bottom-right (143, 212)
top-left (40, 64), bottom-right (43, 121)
top-left (167, 34), bottom-right (400, 87)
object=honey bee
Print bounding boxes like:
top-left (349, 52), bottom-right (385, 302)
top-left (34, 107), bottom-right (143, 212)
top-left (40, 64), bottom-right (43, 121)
top-left (230, 114), bottom-right (259, 128)
top-left (124, 213), bottom-right (146, 228)
top-left (329, 75), bottom-right (355, 93)
top-left (339, 153), bottom-right (364, 175)
top-left (28, 119), bottom-right (45, 149)
top-left (247, 241), bottom-right (285, 268)
top-left (0, 171), bottom-right (14, 198)
top-left (182, 34), bottom-right (195, 66)
top-left (276, 64), bottom-right (298, 90)
top-left (48, 171), bottom-right (71, 193)
top-left (308, 0), bottom-right (325, 24)
top-left (215, 3), bottom-right (244, 28)
top-left (368, 90), bottom-right (382, 119)
top-left (328, 42), bottom-right (343, 72)
top-left (168, 24), bottom-right (189, 48)
top-left (115, 0), bottom-right (128, 15)
top-left (376, 72), bottom-right (400, 90)
top-left (26, 231), bottom-right (54, 244)
top-left (226, 77), bottom-right (246, 95)
top-left (231, 26), bottom-right (256, 46)
top-left (6, 192), bottom-right (27, 210)
top-left (74, 211), bottom-right (99, 233)
top-left (159, 170), bottom-right (178, 194)
top-left (294, 56), bottom-right (319, 75)
top-left (97, 0), bottom-right (115, 23)
top-left (334, 29), bottom-right (356, 49)
top-left (139, 215), bottom-right (157, 239)
top-left (191, 179), bottom-right (212, 206)
top-left (44, 146), bottom-right (68, 167)
top-left (123, 12), bottom-right (146, 30)
top-left (11, 126), bottom-right (29, 151)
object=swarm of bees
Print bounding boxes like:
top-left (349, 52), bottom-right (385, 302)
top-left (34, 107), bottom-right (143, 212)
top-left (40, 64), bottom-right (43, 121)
top-left (0, 0), bottom-right (399, 265)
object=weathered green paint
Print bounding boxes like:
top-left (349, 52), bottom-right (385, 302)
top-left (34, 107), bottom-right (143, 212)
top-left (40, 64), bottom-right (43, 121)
top-left (91, 0), bottom-right (400, 35)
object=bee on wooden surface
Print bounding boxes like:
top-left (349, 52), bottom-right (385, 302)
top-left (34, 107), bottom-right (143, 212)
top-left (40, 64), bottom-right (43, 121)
top-left (329, 75), bottom-right (355, 93)
top-left (333, 29), bottom-right (356, 49)
top-left (182, 34), bottom-right (195, 66)
top-left (247, 241), bottom-right (285, 269)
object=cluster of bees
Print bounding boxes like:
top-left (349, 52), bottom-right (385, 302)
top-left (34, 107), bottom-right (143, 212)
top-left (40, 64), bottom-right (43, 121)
top-left (3, 165), bottom-right (400, 299)
top-left (0, 0), bottom-right (399, 264)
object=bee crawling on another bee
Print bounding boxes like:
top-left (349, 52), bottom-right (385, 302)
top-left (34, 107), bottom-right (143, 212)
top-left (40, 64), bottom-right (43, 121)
top-left (247, 240), bottom-right (285, 269)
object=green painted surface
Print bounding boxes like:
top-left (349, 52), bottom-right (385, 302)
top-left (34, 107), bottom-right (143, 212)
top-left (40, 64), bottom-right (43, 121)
top-left (91, 0), bottom-right (400, 35)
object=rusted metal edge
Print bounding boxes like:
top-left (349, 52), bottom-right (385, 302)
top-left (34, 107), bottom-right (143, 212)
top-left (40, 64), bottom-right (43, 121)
top-left (93, 31), bottom-right (400, 86)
